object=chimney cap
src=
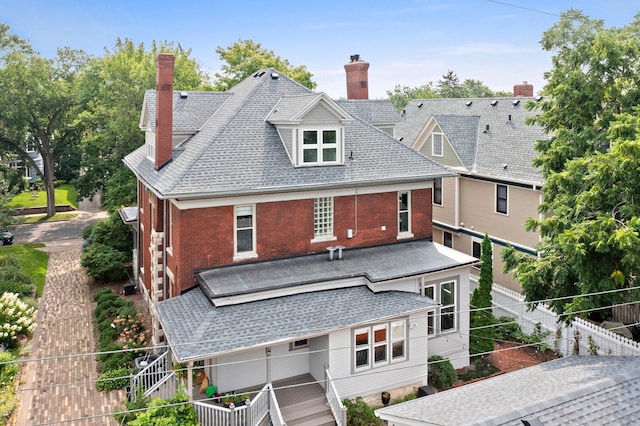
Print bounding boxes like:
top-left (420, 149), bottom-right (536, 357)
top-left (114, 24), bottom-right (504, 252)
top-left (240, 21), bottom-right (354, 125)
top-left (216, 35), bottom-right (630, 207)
top-left (350, 54), bottom-right (361, 62)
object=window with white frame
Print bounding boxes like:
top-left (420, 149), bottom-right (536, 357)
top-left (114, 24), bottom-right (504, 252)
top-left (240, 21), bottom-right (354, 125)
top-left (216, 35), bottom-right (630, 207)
top-left (496, 184), bottom-right (508, 214)
top-left (443, 231), bottom-right (452, 248)
top-left (314, 197), bottom-right (334, 239)
top-left (421, 280), bottom-right (458, 334)
top-left (354, 320), bottom-right (406, 371)
top-left (302, 129), bottom-right (339, 165)
top-left (433, 178), bottom-right (442, 205)
top-left (235, 205), bottom-right (256, 258)
top-left (398, 192), bottom-right (411, 235)
top-left (472, 238), bottom-right (482, 259)
top-left (432, 133), bottom-right (443, 157)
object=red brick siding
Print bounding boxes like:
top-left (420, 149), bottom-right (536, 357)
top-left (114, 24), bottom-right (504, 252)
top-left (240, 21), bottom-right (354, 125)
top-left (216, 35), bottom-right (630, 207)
top-left (166, 189), bottom-right (434, 294)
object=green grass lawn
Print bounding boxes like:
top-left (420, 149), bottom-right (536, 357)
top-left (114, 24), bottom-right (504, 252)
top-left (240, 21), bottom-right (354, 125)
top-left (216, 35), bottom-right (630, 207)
top-left (8, 184), bottom-right (79, 210)
top-left (20, 213), bottom-right (79, 223)
top-left (0, 243), bottom-right (49, 297)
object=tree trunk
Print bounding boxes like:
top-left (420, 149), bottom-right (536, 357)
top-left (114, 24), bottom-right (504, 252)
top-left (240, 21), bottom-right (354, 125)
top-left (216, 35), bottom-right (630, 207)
top-left (43, 154), bottom-right (56, 217)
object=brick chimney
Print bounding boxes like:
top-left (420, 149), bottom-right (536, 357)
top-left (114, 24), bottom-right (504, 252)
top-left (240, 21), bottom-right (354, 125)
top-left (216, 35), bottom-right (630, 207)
top-left (155, 54), bottom-right (175, 170)
top-left (513, 81), bottom-right (533, 97)
top-left (344, 54), bottom-right (369, 100)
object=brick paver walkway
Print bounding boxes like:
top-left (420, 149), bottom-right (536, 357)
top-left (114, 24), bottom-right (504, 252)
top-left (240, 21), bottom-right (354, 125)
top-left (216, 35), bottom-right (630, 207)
top-left (487, 341), bottom-right (541, 372)
top-left (15, 249), bottom-right (124, 426)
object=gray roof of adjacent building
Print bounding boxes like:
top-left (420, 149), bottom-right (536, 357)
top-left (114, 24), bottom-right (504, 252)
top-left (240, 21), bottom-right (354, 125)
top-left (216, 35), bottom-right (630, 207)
top-left (395, 97), bottom-right (548, 185)
top-left (375, 355), bottom-right (640, 425)
top-left (125, 70), bottom-right (453, 199)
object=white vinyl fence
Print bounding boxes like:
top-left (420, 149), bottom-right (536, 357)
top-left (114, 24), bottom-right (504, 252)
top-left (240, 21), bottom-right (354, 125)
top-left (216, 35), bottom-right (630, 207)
top-left (471, 276), bottom-right (640, 357)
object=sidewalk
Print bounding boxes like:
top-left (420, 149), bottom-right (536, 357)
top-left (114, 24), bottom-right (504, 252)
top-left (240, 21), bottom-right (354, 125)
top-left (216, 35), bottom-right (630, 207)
top-left (13, 200), bottom-right (126, 425)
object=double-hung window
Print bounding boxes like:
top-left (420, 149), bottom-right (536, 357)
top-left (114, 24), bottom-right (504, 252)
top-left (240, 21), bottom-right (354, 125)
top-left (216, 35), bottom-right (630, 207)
top-left (433, 178), bottom-right (442, 206)
top-left (422, 280), bottom-right (457, 334)
top-left (234, 205), bottom-right (256, 259)
top-left (354, 320), bottom-right (406, 372)
top-left (313, 197), bottom-right (334, 241)
top-left (302, 129), bottom-right (338, 164)
top-left (496, 184), bottom-right (508, 214)
top-left (432, 133), bottom-right (443, 157)
top-left (398, 192), bottom-right (412, 236)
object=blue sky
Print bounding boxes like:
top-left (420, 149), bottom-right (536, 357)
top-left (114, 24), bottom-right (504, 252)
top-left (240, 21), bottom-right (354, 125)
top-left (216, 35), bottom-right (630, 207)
top-left (1, 0), bottom-right (637, 98)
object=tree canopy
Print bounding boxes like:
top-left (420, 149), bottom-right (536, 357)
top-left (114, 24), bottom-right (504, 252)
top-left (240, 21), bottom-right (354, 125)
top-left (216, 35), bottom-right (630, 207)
top-left (76, 38), bottom-right (211, 210)
top-left (387, 70), bottom-right (511, 110)
top-left (213, 39), bottom-right (316, 91)
top-left (0, 25), bottom-right (87, 216)
top-left (503, 10), bottom-right (640, 321)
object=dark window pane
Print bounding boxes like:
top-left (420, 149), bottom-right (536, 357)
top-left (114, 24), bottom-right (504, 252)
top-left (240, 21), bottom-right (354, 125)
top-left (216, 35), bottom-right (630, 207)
top-left (441, 282), bottom-right (455, 306)
top-left (323, 147), bottom-right (336, 162)
top-left (236, 214), bottom-right (252, 229)
top-left (303, 130), bottom-right (317, 144)
top-left (392, 341), bottom-right (404, 359)
top-left (433, 178), bottom-right (442, 205)
top-left (356, 348), bottom-right (369, 367)
top-left (374, 344), bottom-right (387, 363)
top-left (399, 212), bottom-right (409, 232)
top-left (441, 306), bottom-right (455, 331)
top-left (444, 232), bottom-right (452, 248)
top-left (303, 149), bottom-right (317, 163)
top-left (399, 193), bottom-right (408, 210)
top-left (323, 130), bottom-right (336, 144)
top-left (472, 241), bottom-right (481, 258)
top-left (237, 229), bottom-right (253, 252)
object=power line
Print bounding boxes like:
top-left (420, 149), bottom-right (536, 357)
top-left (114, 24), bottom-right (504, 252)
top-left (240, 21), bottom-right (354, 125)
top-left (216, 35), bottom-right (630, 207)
top-left (487, 0), bottom-right (560, 17)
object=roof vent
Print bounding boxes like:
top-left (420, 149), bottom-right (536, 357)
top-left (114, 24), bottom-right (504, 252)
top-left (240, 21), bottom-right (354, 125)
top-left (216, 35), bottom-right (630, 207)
top-left (254, 70), bottom-right (266, 77)
top-left (484, 124), bottom-right (490, 133)
top-left (417, 102), bottom-right (423, 108)
top-left (270, 72), bottom-right (280, 79)
top-left (490, 100), bottom-right (499, 107)
top-left (180, 91), bottom-right (188, 99)
top-left (512, 99), bottom-right (520, 106)
top-left (465, 101), bottom-right (473, 107)
top-left (507, 114), bottom-right (512, 123)
top-left (398, 137), bottom-right (404, 142)
top-left (535, 95), bottom-right (543, 101)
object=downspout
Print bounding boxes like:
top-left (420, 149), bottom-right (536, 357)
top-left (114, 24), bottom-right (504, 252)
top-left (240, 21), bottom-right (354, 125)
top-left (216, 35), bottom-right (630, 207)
top-left (163, 199), bottom-right (167, 301)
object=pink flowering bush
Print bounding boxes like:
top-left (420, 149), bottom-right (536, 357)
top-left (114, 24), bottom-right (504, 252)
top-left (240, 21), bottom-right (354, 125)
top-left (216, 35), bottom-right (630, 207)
top-left (0, 292), bottom-right (36, 349)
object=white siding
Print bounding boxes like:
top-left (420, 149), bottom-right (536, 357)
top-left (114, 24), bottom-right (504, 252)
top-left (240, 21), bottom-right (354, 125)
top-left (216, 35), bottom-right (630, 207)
top-left (309, 335), bottom-right (329, 386)
top-left (217, 348), bottom-right (267, 392)
top-left (271, 343), bottom-right (309, 382)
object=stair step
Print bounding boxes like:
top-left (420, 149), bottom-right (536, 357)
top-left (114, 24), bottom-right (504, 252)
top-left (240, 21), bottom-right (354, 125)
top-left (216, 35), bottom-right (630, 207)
top-left (288, 413), bottom-right (335, 426)
top-left (280, 396), bottom-right (326, 416)
top-left (281, 396), bottom-right (335, 426)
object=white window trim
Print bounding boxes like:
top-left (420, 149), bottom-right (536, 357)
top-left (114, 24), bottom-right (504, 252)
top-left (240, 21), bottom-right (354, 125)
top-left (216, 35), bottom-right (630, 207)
top-left (234, 204), bottom-right (257, 261)
top-left (421, 279), bottom-right (458, 335)
top-left (298, 128), bottom-right (343, 166)
top-left (311, 197), bottom-right (337, 243)
top-left (353, 320), bottom-right (407, 373)
top-left (432, 133), bottom-right (444, 157)
top-left (397, 191), bottom-right (414, 239)
top-left (472, 237), bottom-right (482, 259)
top-left (495, 184), bottom-right (509, 215)
top-left (433, 177), bottom-right (443, 206)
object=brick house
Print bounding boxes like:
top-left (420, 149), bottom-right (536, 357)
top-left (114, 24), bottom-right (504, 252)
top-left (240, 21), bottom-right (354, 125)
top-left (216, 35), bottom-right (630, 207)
top-left (123, 55), bottom-right (478, 424)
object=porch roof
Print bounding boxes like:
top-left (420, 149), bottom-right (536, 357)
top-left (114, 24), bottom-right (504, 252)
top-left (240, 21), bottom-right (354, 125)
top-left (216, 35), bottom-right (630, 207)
top-left (156, 285), bottom-right (437, 362)
top-left (195, 239), bottom-right (477, 299)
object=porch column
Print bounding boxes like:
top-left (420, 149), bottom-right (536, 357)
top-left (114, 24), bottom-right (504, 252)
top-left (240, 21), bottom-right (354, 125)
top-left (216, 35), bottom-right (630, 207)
top-left (187, 361), bottom-right (194, 400)
top-left (266, 347), bottom-right (272, 384)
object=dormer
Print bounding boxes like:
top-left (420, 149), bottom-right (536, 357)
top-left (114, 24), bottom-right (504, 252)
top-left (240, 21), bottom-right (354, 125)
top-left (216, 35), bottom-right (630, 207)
top-left (267, 93), bottom-right (353, 167)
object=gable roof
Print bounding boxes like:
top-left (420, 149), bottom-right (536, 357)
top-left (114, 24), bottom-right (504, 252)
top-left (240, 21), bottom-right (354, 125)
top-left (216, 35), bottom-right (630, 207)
top-left (125, 70), bottom-right (453, 199)
top-left (375, 356), bottom-right (640, 425)
top-left (156, 285), bottom-right (437, 362)
top-left (395, 98), bottom-right (548, 185)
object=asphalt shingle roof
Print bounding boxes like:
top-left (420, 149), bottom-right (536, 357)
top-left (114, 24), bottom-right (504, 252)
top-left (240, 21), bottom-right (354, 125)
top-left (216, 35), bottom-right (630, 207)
top-left (395, 98), bottom-right (548, 184)
top-left (196, 239), bottom-right (478, 298)
top-left (125, 70), bottom-right (453, 198)
top-left (335, 99), bottom-right (402, 125)
top-left (156, 285), bottom-right (437, 362)
top-left (376, 356), bottom-right (640, 425)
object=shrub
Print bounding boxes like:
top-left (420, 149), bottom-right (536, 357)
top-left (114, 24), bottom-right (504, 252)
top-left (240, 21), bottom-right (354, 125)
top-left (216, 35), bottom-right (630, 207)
top-left (0, 281), bottom-right (35, 298)
top-left (96, 367), bottom-right (133, 391)
top-left (428, 355), bottom-right (457, 390)
top-left (81, 243), bottom-right (128, 281)
top-left (128, 391), bottom-right (198, 426)
top-left (92, 287), bottom-right (115, 302)
top-left (0, 263), bottom-right (32, 286)
top-left (343, 397), bottom-right (383, 426)
top-left (0, 293), bottom-right (36, 349)
top-left (114, 387), bottom-right (149, 424)
top-left (89, 215), bottom-right (133, 255)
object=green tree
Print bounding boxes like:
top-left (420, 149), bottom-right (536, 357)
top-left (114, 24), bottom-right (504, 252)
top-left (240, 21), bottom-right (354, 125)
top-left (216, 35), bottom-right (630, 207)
top-left (469, 234), bottom-right (495, 356)
top-left (76, 38), bottom-right (211, 210)
top-left (437, 70), bottom-right (463, 98)
top-left (213, 39), bottom-right (316, 91)
top-left (0, 31), bottom-right (87, 217)
top-left (386, 83), bottom-right (438, 110)
top-left (503, 11), bottom-right (640, 321)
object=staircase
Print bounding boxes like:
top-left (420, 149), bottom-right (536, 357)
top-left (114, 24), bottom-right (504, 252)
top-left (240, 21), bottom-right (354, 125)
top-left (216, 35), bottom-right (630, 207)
top-left (280, 396), bottom-right (336, 426)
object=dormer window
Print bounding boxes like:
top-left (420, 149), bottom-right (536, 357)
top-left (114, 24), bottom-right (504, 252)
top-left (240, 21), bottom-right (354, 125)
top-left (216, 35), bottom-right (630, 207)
top-left (301, 128), bottom-right (340, 165)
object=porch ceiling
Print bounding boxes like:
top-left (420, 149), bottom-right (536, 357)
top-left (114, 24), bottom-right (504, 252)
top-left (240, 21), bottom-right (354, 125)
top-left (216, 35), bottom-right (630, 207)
top-left (156, 285), bottom-right (437, 362)
top-left (195, 239), bottom-right (478, 299)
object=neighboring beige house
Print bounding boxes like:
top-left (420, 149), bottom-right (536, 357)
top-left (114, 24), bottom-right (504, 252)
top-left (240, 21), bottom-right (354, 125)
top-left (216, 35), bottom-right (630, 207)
top-left (395, 90), bottom-right (549, 292)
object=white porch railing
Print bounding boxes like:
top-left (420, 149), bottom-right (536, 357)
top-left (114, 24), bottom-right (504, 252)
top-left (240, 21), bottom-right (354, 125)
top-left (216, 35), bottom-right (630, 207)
top-left (268, 384), bottom-right (286, 426)
top-left (143, 370), bottom-right (177, 401)
top-left (193, 400), bottom-right (250, 425)
top-left (470, 276), bottom-right (640, 357)
top-left (325, 368), bottom-right (347, 426)
top-left (130, 350), bottom-right (171, 402)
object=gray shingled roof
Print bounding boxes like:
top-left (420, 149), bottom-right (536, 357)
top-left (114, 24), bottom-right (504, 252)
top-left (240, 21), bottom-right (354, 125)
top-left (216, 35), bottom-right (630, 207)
top-left (335, 99), bottom-right (402, 125)
top-left (376, 356), bottom-right (640, 425)
top-left (196, 239), bottom-right (478, 299)
top-left (432, 115), bottom-right (480, 170)
top-left (156, 285), bottom-right (437, 362)
top-left (125, 70), bottom-right (452, 199)
top-left (395, 98), bottom-right (547, 184)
